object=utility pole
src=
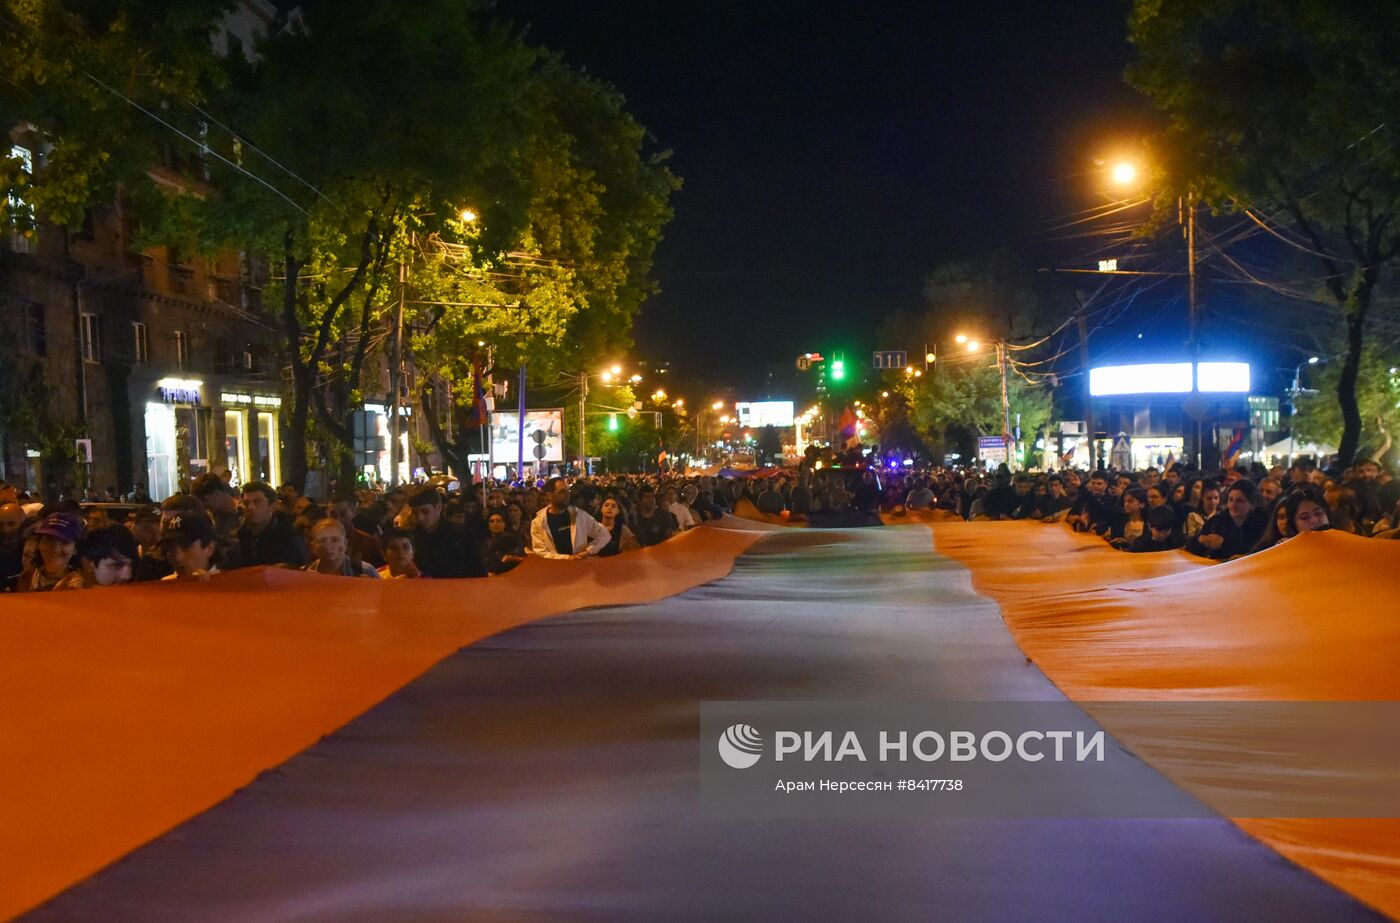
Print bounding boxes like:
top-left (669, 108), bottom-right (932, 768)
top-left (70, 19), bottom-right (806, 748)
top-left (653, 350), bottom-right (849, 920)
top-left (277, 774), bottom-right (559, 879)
top-left (578, 372), bottom-right (588, 475)
top-left (1074, 295), bottom-right (1096, 471)
top-left (1184, 190), bottom-right (1203, 468)
top-left (996, 340), bottom-right (1014, 470)
top-left (390, 241), bottom-right (407, 489)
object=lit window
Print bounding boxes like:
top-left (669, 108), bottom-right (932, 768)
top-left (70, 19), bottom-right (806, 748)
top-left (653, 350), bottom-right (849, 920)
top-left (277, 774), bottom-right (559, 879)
top-left (174, 330), bottom-right (190, 370)
top-left (132, 321), bottom-right (149, 366)
top-left (7, 145), bottom-right (35, 252)
top-left (80, 312), bottom-right (101, 363)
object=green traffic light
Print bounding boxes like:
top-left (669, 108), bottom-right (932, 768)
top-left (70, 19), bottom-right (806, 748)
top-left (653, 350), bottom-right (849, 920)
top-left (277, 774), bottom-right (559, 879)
top-left (831, 358), bottom-right (846, 381)
top-left (608, 413), bottom-right (618, 431)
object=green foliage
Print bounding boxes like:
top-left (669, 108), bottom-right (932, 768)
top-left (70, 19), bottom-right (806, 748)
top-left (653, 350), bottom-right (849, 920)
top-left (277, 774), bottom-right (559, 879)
top-left (896, 360), bottom-right (1052, 465)
top-left (0, 0), bottom-right (234, 227)
top-left (0, 355), bottom-right (84, 489)
top-left (1127, 0), bottom-right (1400, 466)
top-left (1295, 347), bottom-right (1400, 460)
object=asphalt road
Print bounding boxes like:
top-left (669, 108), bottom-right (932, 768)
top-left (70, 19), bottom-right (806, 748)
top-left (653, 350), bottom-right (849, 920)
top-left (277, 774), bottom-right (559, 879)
top-left (25, 528), bottom-right (1383, 922)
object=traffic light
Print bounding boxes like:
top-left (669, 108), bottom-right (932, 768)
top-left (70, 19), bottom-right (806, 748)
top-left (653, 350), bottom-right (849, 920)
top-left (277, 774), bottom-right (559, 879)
top-left (608, 413), bottom-right (618, 431)
top-left (831, 357), bottom-right (846, 381)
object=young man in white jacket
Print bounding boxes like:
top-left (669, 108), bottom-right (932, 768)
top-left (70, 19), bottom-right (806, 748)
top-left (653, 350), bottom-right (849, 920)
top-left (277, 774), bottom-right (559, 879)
top-left (530, 477), bottom-right (611, 559)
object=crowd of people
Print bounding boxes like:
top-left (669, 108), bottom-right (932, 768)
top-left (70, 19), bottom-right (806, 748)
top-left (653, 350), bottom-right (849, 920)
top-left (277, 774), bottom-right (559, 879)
top-left (896, 456), bottom-right (1400, 557)
top-left (3, 455), bottom-right (1396, 593)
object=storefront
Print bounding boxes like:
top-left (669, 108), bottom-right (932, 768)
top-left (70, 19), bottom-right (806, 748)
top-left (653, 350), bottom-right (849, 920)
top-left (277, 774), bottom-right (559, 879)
top-left (355, 403), bottom-right (411, 486)
top-left (220, 391), bottom-right (282, 488)
top-left (144, 378), bottom-right (211, 500)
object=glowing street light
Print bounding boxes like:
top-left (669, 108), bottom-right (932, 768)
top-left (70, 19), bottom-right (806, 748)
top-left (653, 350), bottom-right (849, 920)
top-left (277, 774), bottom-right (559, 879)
top-left (610, 364), bottom-right (623, 375)
top-left (711, 400), bottom-right (724, 410)
top-left (966, 340), bottom-right (981, 353)
top-left (1110, 161), bottom-right (1139, 187)
top-left (881, 390), bottom-right (889, 398)
top-left (629, 373), bottom-right (643, 383)
top-left (954, 334), bottom-right (968, 344)
top-left (652, 389), bottom-right (668, 402)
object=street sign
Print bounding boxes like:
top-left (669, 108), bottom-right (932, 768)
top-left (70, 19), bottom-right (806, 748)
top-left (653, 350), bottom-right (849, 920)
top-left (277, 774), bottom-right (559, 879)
top-left (977, 435), bottom-right (1007, 465)
top-left (873, 350), bottom-right (907, 369)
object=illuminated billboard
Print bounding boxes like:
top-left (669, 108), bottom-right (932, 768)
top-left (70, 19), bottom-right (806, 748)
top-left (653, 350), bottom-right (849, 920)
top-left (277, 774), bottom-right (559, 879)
top-left (1089, 362), bottom-right (1250, 396)
top-left (736, 401), bottom-right (795, 427)
top-left (1089, 363), bottom-right (1193, 396)
top-left (490, 409), bottom-right (565, 463)
top-left (1196, 361), bottom-right (1250, 393)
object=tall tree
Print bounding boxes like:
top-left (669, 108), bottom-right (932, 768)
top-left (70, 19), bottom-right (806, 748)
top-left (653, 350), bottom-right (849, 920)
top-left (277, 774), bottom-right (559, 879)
top-left (1128, 0), bottom-right (1400, 467)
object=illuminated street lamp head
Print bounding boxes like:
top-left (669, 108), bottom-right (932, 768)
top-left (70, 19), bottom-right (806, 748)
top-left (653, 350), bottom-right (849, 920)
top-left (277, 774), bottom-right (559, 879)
top-left (459, 208), bottom-right (478, 223)
top-left (610, 364), bottom-right (622, 375)
top-left (966, 340), bottom-right (981, 353)
top-left (881, 390), bottom-right (889, 398)
top-left (711, 401), bottom-right (724, 410)
top-left (914, 369), bottom-right (923, 377)
top-left (673, 398), bottom-right (684, 406)
top-left (954, 334), bottom-right (968, 344)
top-left (1308, 356), bottom-right (1320, 365)
top-left (903, 365), bottom-right (915, 376)
top-left (1110, 162), bottom-right (1139, 186)
top-left (600, 371), bottom-right (613, 383)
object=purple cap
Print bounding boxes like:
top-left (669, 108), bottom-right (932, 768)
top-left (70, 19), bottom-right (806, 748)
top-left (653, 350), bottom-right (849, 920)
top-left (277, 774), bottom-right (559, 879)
top-left (33, 513), bottom-right (82, 544)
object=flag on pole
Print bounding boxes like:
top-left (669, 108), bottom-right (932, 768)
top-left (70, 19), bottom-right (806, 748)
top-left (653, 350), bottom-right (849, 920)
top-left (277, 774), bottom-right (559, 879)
top-left (1222, 428), bottom-right (1246, 468)
top-left (459, 356), bottom-right (490, 428)
top-left (837, 407), bottom-right (860, 449)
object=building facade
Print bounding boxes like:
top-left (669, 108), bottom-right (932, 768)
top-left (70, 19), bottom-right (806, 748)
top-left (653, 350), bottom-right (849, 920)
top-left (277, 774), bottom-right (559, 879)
top-left (2, 139), bottom-right (283, 501)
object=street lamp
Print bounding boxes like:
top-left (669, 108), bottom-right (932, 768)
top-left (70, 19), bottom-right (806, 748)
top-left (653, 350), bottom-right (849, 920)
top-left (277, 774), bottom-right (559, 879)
top-left (959, 335), bottom-right (1015, 471)
top-left (954, 334), bottom-right (968, 344)
top-left (1286, 356), bottom-right (1324, 467)
top-left (1110, 161), bottom-right (1139, 187)
top-left (458, 208), bottom-right (478, 223)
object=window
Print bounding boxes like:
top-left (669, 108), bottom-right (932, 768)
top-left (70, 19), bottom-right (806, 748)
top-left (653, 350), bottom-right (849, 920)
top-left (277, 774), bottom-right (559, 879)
top-left (174, 330), bottom-right (190, 370)
top-left (24, 302), bottom-right (46, 356)
top-left (7, 145), bottom-right (35, 253)
top-left (243, 347), bottom-right (254, 371)
top-left (132, 321), bottom-right (149, 366)
top-left (80, 312), bottom-right (101, 363)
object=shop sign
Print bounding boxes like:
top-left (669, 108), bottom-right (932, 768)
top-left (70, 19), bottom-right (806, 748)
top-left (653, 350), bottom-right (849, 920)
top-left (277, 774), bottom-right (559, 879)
top-left (157, 378), bottom-right (203, 405)
top-left (221, 392), bottom-right (283, 408)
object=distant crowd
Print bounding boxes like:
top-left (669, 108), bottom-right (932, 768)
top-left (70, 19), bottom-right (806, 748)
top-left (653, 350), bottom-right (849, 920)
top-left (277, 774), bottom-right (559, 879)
top-left (2, 455), bottom-right (1395, 592)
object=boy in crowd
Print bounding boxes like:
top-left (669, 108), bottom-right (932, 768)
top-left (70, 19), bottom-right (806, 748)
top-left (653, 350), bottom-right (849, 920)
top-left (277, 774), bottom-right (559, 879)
top-left (378, 527), bottom-right (424, 578)
top-left (1127, 505), bottom-right (1183, 553)
top-left (160, 514), bottom-right (220, 582)
top-left (55, 524), bottom-right (140, 589)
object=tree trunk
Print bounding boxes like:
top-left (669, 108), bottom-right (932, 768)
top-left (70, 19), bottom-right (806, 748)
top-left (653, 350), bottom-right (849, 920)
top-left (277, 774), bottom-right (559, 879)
top-left (1334, 303), bottom-right (1367, 469)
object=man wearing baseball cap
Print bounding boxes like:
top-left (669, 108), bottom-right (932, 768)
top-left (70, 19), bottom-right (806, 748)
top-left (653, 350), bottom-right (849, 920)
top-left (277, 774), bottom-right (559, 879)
top-left (19, 512), bottom-right (82, 592)
top-left (158, 513), bottom-right (220, 582)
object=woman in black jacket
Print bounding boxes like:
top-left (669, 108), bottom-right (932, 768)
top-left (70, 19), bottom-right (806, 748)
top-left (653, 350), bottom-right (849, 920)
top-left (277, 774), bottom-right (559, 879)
top-left (1186, 479), bottom-right (1268, 560)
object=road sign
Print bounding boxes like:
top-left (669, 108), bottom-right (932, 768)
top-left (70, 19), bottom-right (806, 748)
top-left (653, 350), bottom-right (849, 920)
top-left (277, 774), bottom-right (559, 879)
top-left (977, 435), bottom-right (1008, 465)
top-left (873, 350), bottom-right (907, 369)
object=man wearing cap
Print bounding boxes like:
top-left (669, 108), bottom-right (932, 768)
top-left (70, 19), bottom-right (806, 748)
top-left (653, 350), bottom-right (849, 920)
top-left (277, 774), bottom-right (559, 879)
top-left (19, 512), bottom-right (82, 592)
top-left (407, 485), bottom-right (487, 578)
top-left (160, 513), bottom-right (220, 581)
top-left (55, 524), bottom-right (139, 590)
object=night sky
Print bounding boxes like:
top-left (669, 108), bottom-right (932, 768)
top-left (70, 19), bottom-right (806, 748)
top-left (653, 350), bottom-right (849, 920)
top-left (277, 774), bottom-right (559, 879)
top-left (498, 1), bottom-right (1154, 392)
